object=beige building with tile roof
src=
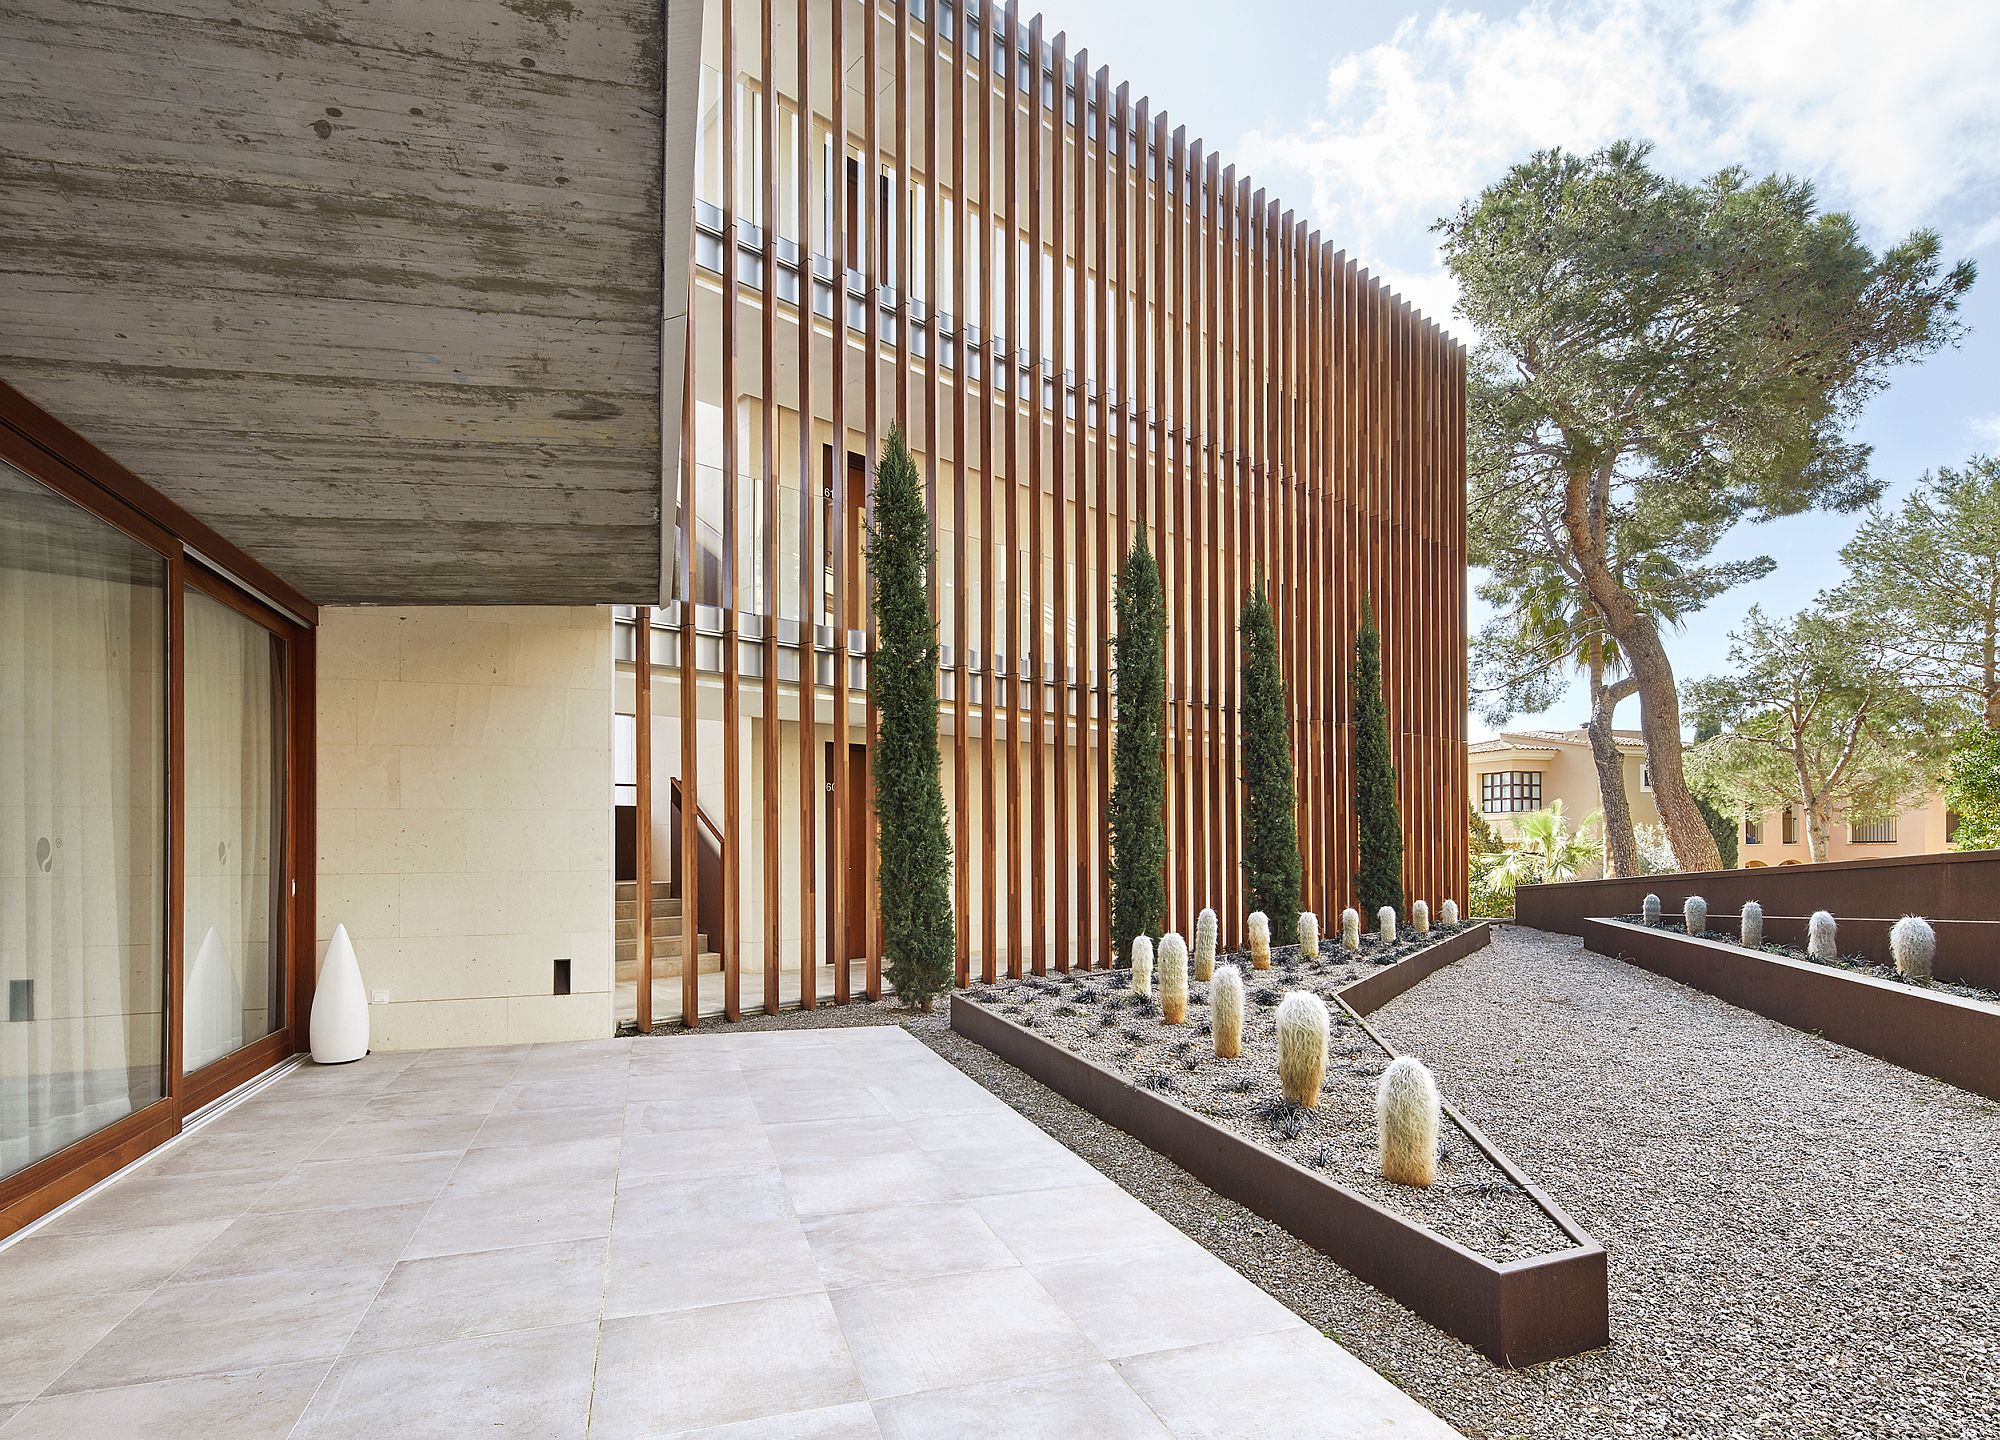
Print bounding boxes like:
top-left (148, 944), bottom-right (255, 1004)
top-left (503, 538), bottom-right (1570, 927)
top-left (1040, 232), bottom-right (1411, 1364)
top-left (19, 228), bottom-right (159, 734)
top-left (1469, 728), bottom-right (1662, 877)
top-left (1471, 727), bottom-right (1960, 871)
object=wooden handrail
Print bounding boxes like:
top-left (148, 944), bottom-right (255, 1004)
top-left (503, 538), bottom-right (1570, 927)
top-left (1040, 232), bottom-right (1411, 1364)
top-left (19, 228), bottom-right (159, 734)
top-left (669, 776), bottom-right (725, 848)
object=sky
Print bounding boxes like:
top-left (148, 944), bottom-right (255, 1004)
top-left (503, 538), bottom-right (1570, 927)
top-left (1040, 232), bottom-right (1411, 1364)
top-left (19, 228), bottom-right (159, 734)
top-left (1042, 0), bottom-right (2000, 739)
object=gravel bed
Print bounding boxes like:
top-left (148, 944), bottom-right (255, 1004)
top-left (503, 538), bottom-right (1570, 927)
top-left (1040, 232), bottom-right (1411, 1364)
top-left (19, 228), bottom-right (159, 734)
top-left (650, 925), bottom-right (2000, 1438)
top-left (1621, 916), bottom-right (2000, 1005)
top-left (960, 937), bottom-right (1569, 1261)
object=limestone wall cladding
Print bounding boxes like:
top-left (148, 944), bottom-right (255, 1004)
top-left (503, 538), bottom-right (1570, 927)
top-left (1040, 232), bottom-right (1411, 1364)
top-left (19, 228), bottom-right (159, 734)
top-left (316, 606), bottom-right (614, 1049)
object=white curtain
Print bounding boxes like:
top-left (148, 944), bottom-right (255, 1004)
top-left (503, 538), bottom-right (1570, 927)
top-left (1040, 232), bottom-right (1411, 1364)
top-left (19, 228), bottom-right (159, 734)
top-left (181, 590), bottom-right (280, 1073)
top-left (1, 462), bottom-right (167, 1180)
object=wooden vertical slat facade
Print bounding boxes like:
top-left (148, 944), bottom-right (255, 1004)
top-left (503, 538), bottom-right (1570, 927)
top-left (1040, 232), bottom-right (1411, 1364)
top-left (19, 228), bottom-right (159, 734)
top-left (1000, 0), bottom-right (1023, 982)
top-left (652, 0), bottom-right (1465, 1020)
top-left (1025, 13), bottom-right (1048, 976)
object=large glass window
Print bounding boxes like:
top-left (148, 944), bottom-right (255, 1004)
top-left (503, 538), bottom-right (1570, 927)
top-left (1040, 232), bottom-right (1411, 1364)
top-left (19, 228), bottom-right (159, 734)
top-left (181, 587), bottom-right (286, 1074)
top-left (1, 460), bottom-right (168, 1180)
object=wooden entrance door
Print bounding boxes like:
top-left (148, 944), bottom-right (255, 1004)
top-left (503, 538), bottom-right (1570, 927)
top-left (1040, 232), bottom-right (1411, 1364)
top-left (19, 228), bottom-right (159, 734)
top-left (824, 740), bottom-right (869, 963)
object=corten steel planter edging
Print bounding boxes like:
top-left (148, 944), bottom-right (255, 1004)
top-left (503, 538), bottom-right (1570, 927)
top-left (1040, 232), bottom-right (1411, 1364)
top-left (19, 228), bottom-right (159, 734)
top-left (1336, 919), bottom-right (1498, 1016)
top-left (1516, 849), bottom-right (2000, 937)
top-left (1584, 918), bottom-right (2000, 1102)
top-left (951, 934), bottom-right (1609, 1368)
top-left (1703, 915), bottom-right (1999, 992)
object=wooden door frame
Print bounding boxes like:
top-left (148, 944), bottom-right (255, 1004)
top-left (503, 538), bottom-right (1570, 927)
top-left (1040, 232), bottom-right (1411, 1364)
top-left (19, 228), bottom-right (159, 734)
top-left (0, 382), bottom-right (318, 1239)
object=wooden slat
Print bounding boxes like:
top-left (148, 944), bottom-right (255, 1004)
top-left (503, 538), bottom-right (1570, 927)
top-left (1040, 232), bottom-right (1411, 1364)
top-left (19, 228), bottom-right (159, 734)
top-left (754, 0), bottom-right (778, 1024)
top-left (951, 0), bottom-right (971, 988)
top-left (828, 0), bottom-right (849, 1006)
top-left (1069, 43), bottom-right (1091, 970)
top-left (861, 0), bottom-right (883, 1002)
top-left (634, 606), bottom-right (653, 1031)
top-left (1048, 29), bottom-right (1070, 972)
top-left (720, 0), bottom-right (752, 1032)
top-left (978, 5), bottom-right (998, 986)
top-left (1002, 0), bottom-right (1023, 982)
top-left (792, 0), bottom-right (816, 1013)
top-left (1026, 12), bottom-right (1048, 976)
top-left (1091, 64), bottom-right (1111, 968)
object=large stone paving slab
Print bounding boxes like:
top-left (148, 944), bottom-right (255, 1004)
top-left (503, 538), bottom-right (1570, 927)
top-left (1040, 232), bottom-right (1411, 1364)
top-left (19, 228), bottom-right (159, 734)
top-left (0, 1027), bottom-right (1458, 1438)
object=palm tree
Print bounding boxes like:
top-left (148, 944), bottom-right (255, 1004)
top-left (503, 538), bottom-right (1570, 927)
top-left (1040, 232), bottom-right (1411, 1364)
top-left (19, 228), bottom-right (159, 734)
top-left (1488, 800), bottom-right (1605, 886)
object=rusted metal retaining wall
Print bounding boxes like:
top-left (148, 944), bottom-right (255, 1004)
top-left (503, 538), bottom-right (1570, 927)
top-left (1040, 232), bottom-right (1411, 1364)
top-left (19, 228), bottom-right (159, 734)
top-left (1583, 917), bottom-right (2000, 1102)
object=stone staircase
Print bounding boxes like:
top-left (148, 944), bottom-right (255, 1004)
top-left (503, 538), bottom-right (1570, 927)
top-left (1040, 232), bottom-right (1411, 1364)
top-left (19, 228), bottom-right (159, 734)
top-left (615, 879), bottom-right (721, 980)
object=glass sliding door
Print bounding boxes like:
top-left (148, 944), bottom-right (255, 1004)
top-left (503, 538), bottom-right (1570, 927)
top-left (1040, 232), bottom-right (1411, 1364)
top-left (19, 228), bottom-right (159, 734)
top-left (180, 583), bottom-right (286, 1078)
top-left (0, 460), bottom-right (169, 1181)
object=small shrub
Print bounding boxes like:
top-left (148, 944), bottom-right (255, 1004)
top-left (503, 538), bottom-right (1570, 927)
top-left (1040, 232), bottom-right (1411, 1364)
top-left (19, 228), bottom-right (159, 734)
top-left (1298, 911), bottom-right (1320, 959)
top-left (1376, 1055), bottom-right (1440, 1187)
top-left (1275, 990), bottom-right (1330, 1108)
top-left (1807, 910), bottom-right (1837, 961)
top-left (1683, 895), bottom-right (1708, 937)
top-left (1412, 900), bottom-right (1430, 936)
top-left (1642, 893), bottom-right (1661, 926)
top-left (1378, 906), bottom-right (1397, 945)
top-left (1139, 1070), bottom-right (1176, 1093)
top-left (1194, 907), bottom-right (1218, 982)
top-left (1159, 932), bottom-right (1190, 1024)
top-left (1890, 915), bottom-right (1936, 985)
top-left (1131, 935), bottom-right (1153, 998)
top-left (1248, 911), bottom-right (1272, 970)
top-left (1439, 899), bottom-right (1459, 927)
top-left (1341, 907), bottom-right (1361, 951)
top-left (1211, 963), bottom-right (1245, 1058)
top-left (1740, 900), bottom-right (1763, 949)
top-left (1254, 1095), bottom-right (1310, 1142)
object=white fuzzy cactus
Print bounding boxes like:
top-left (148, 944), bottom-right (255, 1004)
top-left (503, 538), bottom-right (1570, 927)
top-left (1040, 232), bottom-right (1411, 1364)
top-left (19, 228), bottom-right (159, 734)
top-left (1341, 907), bottom-right (1361, 951)
top-left (1274, 990), bottom-right (1329, 1108)
top-left (1807, 910), bottom-right (1837, 962)
top-left (1439, 899), bottom-right (1459, 927)
top-left (1378, 906), bottom-right (1397, 945)
top-left (1298, 911), bottom-right (1320, 959)
top-left (1159, 932), bottom-right (1190, 1023)
top-left (1376, 1056), bottom-right (1440, 1188)
top-left (1194, 908), bottom-right (1218, 982)
top-left (1211, 964), bottom-right (1244, 1058)
top-left (1412, 900), bottom-right (1431, 936)
top-left (1248, 911), bottom-right (1271, 971)
top-left (1130, 935), bottom-right (1154, 998)
top-left (1683, 896), bottom-right (1708, 937)
top-left (1740, 900), bottom-right (1764, 949)
top-left (1890, 915), bottom-right (1935, 986)
top-left (1642, 894), bottom-right (1661, 926)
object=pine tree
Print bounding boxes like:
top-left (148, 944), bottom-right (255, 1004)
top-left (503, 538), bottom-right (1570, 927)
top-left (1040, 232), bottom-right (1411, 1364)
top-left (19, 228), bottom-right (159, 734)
top-left (1239, 576), bottom-right (1301, 940)
top-left (867, 422), bottom-right (955, 1009)
top-left (1109, 526), bottom-right (1167, 965)
top-left (1352, 596), bottom-right (1405, 916)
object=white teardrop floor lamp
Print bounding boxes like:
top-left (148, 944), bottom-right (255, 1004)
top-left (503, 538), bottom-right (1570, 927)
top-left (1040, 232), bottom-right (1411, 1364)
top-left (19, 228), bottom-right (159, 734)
top-left (311, 923), bottom-right (370, 1064)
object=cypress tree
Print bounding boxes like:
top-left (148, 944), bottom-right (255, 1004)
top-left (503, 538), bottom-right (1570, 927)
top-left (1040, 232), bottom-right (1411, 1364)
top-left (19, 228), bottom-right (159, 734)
top-left (866, 422), bottom-right (955, 1009)
top-left (1352, 596), bottom-right (1406, 916)
top-left (1109, 526), bottom-right (1167, 965)
top-left (1239, 576), bottom-right (1301, 940)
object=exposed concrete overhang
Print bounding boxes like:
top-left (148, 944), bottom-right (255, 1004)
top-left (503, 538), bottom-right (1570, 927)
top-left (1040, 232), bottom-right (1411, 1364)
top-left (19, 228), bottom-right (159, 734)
top-left (1, 0), bottom-right (689, 605)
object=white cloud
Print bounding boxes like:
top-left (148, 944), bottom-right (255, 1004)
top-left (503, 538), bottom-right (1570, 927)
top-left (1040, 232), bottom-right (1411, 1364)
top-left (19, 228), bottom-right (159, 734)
top-left (1970, 413), bottom-right (2000, 449)
top-left (1238, 0), bottom-right (2000, 333)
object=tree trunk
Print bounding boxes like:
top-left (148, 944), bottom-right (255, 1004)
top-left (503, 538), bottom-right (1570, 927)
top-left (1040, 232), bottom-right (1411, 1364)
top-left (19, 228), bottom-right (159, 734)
top-left (1802, 800), bottom-right (1829, 862)
top-left (1586, 661), bottom-right (1641, 877)
top-left (1561, 472), bottom-right (1724, 873)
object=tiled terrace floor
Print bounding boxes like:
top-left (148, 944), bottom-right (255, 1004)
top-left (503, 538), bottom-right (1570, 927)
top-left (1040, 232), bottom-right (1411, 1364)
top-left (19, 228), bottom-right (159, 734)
top-left (0, 1027), bottom-right (1456, 1438)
